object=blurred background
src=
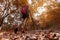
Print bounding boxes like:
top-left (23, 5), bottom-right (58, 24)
top-left (0, 0), bottom-right (60, 31)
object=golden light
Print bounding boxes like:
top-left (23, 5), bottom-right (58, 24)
top-left (28, 0), bottom-right (32, 5)
top-left (33, 5), bottom-right (47, 20)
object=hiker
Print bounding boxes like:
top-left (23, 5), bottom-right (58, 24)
top-left (20, 5), bottom-right (29, 33)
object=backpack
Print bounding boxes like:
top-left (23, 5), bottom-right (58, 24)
top-left (21, 6), bottom-right (29, 14)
